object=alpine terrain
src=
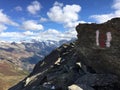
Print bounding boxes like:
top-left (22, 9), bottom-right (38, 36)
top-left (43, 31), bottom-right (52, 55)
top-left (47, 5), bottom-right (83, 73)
top-left (0, 39), bottom-right (73, 90)
top-left (9, 18), bottom-right (120, 90)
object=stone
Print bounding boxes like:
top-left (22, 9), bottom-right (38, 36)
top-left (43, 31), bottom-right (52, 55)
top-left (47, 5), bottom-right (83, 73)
top-left (75, 73), bottom-right (118, 86)
top-left (68, 84), bottom-right (83, 90)
top-left (76, 18), bottom-right (120, 78)
top-left (68, 84), bottom-right (94, 90)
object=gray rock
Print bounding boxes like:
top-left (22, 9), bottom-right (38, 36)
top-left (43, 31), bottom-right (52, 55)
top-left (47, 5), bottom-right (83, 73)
top-left (68, 84), bottom-right (94, 90)
top-left (75, 73), bottom-right (118, 86)
top-left (76, 18), bottom-right (120, 78)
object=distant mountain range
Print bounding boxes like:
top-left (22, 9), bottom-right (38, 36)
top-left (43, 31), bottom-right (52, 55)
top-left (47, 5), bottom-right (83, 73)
top-left (0, 38), bottom-right (75, 72)
top-left (0, 38), bottom-right (75, 90)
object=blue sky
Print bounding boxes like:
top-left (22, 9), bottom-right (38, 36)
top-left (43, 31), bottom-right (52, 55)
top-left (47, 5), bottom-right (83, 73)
top-left (0, 0), bottom-right (120, 42)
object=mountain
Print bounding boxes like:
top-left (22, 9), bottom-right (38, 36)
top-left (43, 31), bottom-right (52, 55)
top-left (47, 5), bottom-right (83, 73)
top-left (0, 39), bottom-right (74, 71)
top-left (9, 18), bottom-right (120, 90)
top-left (0, 39), bottom-right (75, 90)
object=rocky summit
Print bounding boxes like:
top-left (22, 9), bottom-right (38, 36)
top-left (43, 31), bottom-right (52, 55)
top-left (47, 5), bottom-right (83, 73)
top-left (9, 18), bottom-right (120, 90)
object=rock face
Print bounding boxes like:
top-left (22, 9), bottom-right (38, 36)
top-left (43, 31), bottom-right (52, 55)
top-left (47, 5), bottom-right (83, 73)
top-left (76, 18), bottom-right (120, 77)
top-left (9, 18), bottom-right (120, 90)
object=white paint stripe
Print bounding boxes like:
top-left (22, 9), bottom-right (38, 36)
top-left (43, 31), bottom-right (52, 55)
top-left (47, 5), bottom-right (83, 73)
top-left (96, 30), bottom-right (99, 46)
top-left (106, 32), bottom-right (112, 47)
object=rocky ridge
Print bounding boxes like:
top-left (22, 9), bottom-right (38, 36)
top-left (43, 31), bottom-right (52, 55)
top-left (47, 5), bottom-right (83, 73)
top-left (9, 18), bottom-right (120, 90)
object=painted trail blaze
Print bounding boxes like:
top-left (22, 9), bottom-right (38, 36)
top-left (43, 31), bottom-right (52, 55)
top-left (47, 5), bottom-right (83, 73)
top-left (96, 30), bottom-right (112, 48)
top-left (99, 33), bottom-right (106, 48)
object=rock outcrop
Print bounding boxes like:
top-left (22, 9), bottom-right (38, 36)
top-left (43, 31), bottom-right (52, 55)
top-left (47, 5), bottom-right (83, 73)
top-left (9, 18), bottom-right (120, 90)
top-left (76, 17), bottom-right (120, 77)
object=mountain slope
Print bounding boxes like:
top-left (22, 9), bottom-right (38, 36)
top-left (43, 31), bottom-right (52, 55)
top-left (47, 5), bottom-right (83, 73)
top-left (0, 60), bottom-right (28, 90)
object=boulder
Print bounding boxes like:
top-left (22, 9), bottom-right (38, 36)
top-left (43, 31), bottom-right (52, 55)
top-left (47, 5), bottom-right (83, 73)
top-left (76, 18), bottom-right (120, 78)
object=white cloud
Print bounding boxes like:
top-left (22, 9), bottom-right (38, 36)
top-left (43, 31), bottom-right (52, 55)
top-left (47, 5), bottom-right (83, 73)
top-left (23, 31), bottom-right (34, 36)
top-left (44, 29), bottom-right (60, 34)
top-left (0, 9), bottom-right (19, 32)
top-left (112, 0), bottom-right (120, 10)
top-left (0, 32), bottom-right (26, 42)
top-left (21, 20), bottom-right (44, 30)
top-left (0, 28), bottom-right (77, 42)
top-left (60, 29), bottom-right (77, 40)
top-left (90, 14), bottom-right (113, 23)
top-left (0, 31), bottom-right (36, 42)
top-left (0, 32), bottom-right (23, 38)
top-left (54, 1), bottom-right (63, 7)
top-left (65, 21), bottom-right (86, 28)
top-left (31, 28), bottom-right (77, 41)
top-left (0, 9), bottom-right (19, 26)
top-left (40, 17), bottom-right (48, 22)
top-left (27, 1), bottom-right (41, 15)
top-left (0, 24), bottom-right (7, 32)
top-left (90, 0), bottom-right (120, 23)
top-left (15, 6), bottom-right (22, 11)
top-left (38, 29), bottom-right (62, 41)
top-left (47, 2), bottom-right (81, 28)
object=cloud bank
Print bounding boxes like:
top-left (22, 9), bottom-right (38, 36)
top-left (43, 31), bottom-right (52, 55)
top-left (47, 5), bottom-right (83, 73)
top-left (0, 29), bottom-right (77, 42)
